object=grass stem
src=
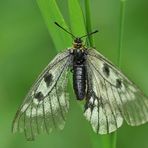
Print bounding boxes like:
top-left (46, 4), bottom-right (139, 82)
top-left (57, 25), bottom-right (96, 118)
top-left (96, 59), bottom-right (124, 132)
top-left (84, 0), bottom-right (94, 46)
top-left (118, 0), bottom-right (126, 67)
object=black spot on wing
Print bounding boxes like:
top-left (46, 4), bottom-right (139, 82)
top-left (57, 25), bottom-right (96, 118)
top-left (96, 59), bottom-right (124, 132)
top-left (44, 73), bottom-right (53, 87)
top-left (34, 91), bottom-right (44, 101)
top-left (84, 100), bottom-right (94, 111)
top-left (116, 79), bottom-right (122, 88)
top-left (103, 63), bottom-right (110, 77)
top-left (85, 91), bottom-right (99, 111)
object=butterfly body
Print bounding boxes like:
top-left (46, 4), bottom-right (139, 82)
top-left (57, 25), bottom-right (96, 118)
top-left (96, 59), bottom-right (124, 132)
top-left (71, 38), bottom-right (87, 100)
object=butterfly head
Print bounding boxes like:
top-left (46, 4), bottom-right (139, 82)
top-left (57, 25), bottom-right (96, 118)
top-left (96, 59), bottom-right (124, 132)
top-left (73, 38), bottom-right (83, 49)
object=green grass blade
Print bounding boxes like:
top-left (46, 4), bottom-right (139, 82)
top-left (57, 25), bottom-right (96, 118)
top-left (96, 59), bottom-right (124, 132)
top-left (100, 133), bottom-right (117, 148)
top-left (36, 0), bottom-right (72, 51)
top-left (118, 0), bottom-right (126, 67)
top-left (84, 0), bottom-right (94, 46)
top-left (68, 0), bottom-right (86, 37)
top-left (111, 132), bottom-right (117, 148)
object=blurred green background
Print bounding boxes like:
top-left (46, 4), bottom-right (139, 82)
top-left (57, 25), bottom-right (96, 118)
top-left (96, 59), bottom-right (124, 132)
top-left (0, 0), bottom-right (148, 148)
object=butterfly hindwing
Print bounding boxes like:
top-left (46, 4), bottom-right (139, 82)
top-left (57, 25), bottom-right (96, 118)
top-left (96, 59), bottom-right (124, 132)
top-left (85, 59), bottom-right (123, 134)
top-left (84, 48), bottom-right (148, 134)
top-left (12, 50), bottom-right (72, 140)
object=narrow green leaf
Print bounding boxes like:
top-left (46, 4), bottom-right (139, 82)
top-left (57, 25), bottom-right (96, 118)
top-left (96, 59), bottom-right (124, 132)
top-left (68, 0), bottom-right (86, 37)
top-left (118, 0), bottom-right (126, 67)
top-left (36, 0), bottom-right (72, 51)
top-left (84, 0), bottom-right (94, 46)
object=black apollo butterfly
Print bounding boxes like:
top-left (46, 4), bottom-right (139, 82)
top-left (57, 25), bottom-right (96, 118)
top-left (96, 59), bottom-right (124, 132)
top-left (12, 22), bottom-right (148, 140)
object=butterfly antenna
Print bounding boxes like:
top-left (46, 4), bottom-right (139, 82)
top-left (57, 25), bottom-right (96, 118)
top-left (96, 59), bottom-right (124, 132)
top-left (54, 22), bottom-right (76, 38)
top-left (80, 30), bottom-right (99, 39)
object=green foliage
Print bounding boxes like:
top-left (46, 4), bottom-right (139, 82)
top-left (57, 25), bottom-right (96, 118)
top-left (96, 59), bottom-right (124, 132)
top-left (0, 0), bottom-right (148, 148)
top-left (36, 0), bottom-right (72, 50)
top-left (68, 0), bottom-right (86, 37)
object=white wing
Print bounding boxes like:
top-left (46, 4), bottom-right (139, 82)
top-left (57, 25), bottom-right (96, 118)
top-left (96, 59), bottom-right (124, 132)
top-left (84, 48), bottom-right (148, 134)
top-left (12, 50), bottom-right (72, 140)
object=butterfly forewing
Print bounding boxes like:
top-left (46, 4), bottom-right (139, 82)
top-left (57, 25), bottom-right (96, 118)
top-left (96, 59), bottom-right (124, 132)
top-left (12, 50), bottom-right (72, 140)
top-left (84, 48), bottom-right (148, 134)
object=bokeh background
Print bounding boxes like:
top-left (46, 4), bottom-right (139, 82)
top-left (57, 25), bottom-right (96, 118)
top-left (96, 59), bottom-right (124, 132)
top-left (0, 0), bottom-right (148, 148)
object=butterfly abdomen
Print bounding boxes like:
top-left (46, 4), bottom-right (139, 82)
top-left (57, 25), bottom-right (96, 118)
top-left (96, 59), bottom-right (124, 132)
top-left (72, 49), bottom-right (86, 100)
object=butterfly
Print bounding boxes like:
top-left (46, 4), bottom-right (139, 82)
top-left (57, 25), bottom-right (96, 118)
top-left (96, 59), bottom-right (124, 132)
top-left (12, 22), bottom-right (148, 140)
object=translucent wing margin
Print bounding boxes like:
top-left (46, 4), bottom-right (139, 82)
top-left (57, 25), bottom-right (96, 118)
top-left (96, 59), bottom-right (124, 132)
top-left (84, 48), bottom-right (148, 134)
top-left (12, 50), bottom-right (72, 140)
